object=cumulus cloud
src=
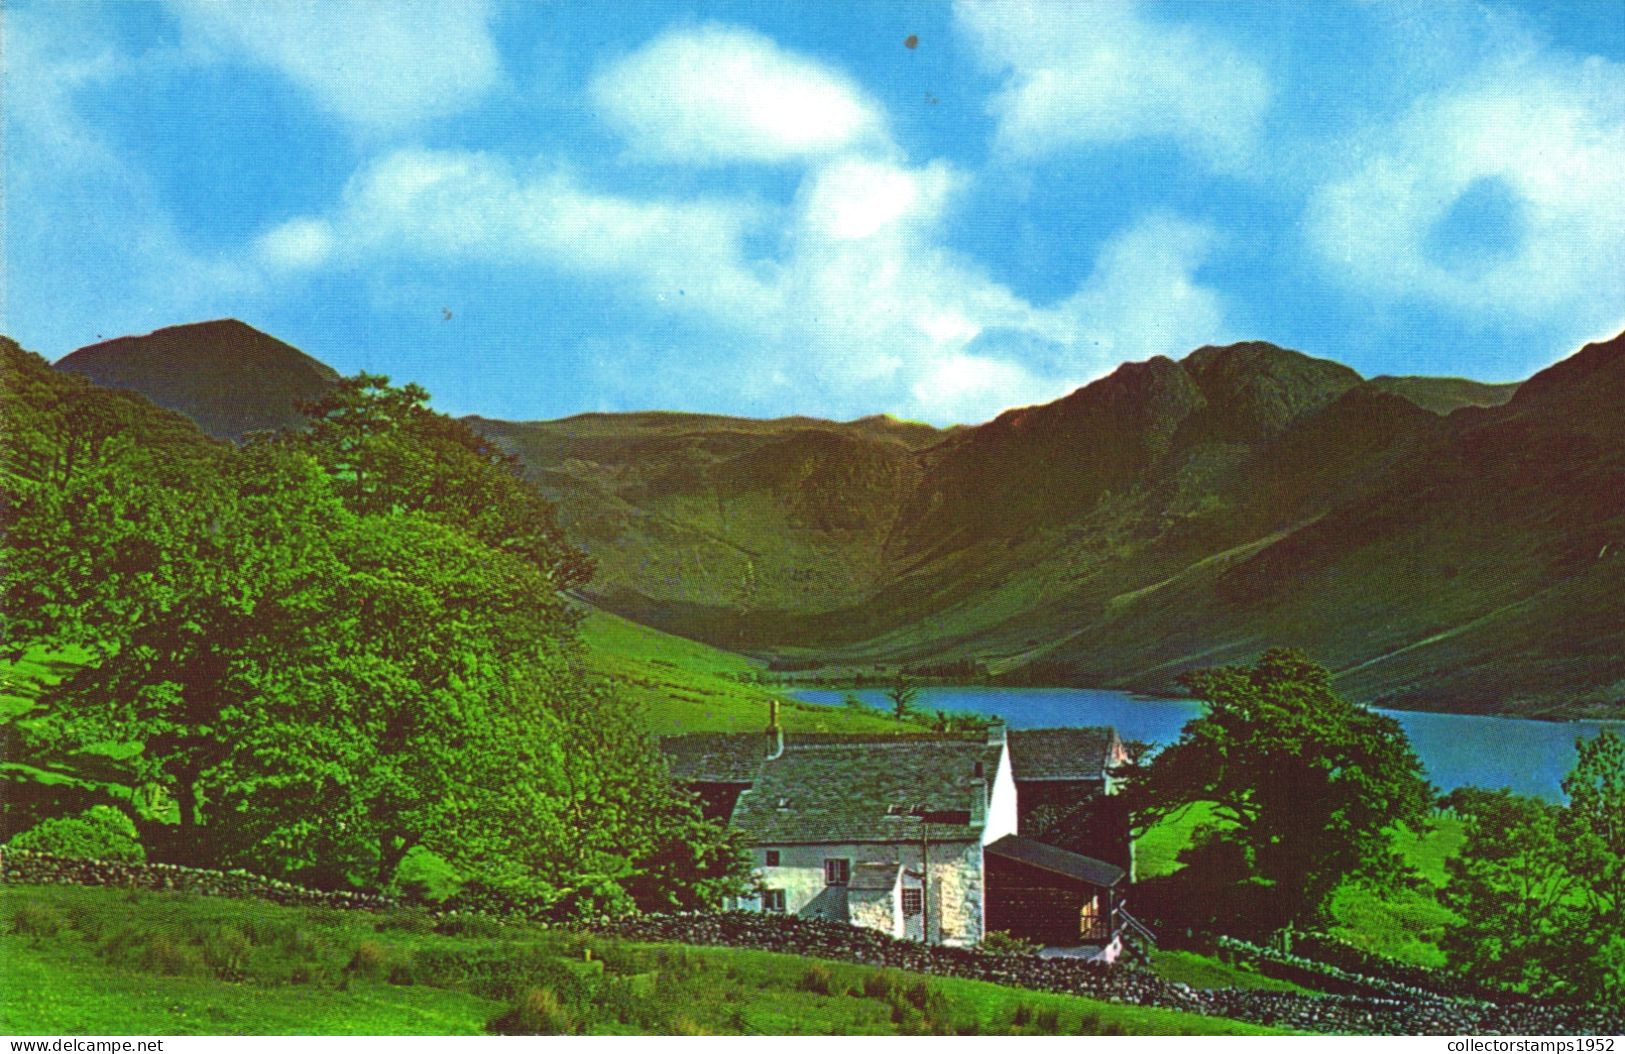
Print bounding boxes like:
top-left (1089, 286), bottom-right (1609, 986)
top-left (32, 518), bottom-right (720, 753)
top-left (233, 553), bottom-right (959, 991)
top-left (954, 0), bottom-right (1271, 170)
top-left (253, 142), bottom-right (1225, 423)
top-left (166, 0), bottom-right (503, 132)
top-left (258, 147), bottom-right (778, 317)
top-left (589, 24), bottom-right (888, 164)
top-left (1306, 53), bottom-right (1625, 329)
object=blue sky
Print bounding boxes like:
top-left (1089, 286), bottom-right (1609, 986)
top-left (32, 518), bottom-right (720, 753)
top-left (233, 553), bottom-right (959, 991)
top-left (6, 1), bottom-right (1623, 424)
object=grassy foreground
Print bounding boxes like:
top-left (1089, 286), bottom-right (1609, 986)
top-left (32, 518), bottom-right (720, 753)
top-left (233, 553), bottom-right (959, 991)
top-left (0, 884), bottom-right (1282, 1036)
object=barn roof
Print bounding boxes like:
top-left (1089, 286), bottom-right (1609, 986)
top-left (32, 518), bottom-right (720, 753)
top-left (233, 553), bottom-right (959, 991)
top-left (1006, 727), bottom-right (1121, 781)
top-left (986, 835), bottom-right (1125, 888)
top-left (728, 737), bottom-right (1001, 844)
top-left (660, 733), bottom-right (767, 783)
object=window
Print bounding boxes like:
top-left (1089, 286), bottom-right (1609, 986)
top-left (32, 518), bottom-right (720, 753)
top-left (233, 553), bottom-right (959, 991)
top-left (824, 858), bottom-right (850, 886)
top-left (763, 889), bottom-right (786, 913)
top-left (764, 849), bottom-right (780, 867)
top-left (901, 889), bottom-right (923, 916)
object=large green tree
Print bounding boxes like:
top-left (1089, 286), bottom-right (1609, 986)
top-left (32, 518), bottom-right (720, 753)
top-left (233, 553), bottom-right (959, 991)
top-left (8, 442), bottom-right (349, 862)
top-left (1442, 730), bottom-right (1625, 1005)
top-left (1129, 649), bottom-right (1433, 934)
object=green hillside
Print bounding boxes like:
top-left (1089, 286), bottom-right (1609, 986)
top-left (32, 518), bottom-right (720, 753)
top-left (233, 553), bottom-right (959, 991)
top-left (44, 322), bottom-right (1625, 718)
top-left (575, 605), bottom-right (910, 736)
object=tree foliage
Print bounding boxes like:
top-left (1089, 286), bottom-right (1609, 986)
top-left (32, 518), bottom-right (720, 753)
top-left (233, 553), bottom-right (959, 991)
top-left (1442, 730), bottom-right (1625, 1006)
top-left (1128, 649), bottom-right (1433, 934)
top-left (3, 350), bottom-right (745, 912)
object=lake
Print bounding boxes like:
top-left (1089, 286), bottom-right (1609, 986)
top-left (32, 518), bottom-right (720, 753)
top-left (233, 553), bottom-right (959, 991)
top-left (792, 686), bottom-right (1618, 801)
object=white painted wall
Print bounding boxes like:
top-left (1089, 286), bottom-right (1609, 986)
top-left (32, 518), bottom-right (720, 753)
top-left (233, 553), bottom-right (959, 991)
top-left (983, 741), bottom-right (1019, 846)
top-left (750, 839), bottom-right (984, 946)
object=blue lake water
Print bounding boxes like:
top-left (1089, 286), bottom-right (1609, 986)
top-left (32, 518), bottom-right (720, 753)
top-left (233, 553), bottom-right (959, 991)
top-left (792, 686), bottom-right (1618, 801)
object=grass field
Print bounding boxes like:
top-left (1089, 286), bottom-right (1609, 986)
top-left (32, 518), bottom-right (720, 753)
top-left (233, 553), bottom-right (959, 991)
top-left (0, 884), bottom-right (1284, 1036)
top-left (577, 605), bottom-right (911, 735)
top-left (1136, 803), bottom-right (1466, 967)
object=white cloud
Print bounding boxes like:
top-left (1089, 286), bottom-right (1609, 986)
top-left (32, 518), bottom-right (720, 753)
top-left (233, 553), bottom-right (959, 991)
top-left (954, 0), bottom-right (1270, 170)
top-left (589, 24), bottom-right (888, 164)
top-left (1306, 53), bottom-right (1625, 327)
top-left (255, 150), bottom-right (1225, 424)
top-left (165, 0), bottom-right (503, 132)
top-left (2, 8), bottom-right (264, 353)
top-left (263, 148), bottom-right (777, 316)
top-left (258, 219), bottom-right (337, 271)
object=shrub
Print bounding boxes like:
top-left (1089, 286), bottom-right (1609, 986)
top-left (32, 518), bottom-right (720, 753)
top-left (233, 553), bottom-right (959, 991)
top-left (140, 933), bottom-right (204, 976)
top-left (6, 806), bottom-right (145, 862)
top-left (980, 929), bottom-right (1043, 956)
top-left (863, 969), bottom-right (902, 1001)
top-left (489, 987), bottom-right (574, 1035)
top-left (346, 939), bottom-right (390, 978)
top-left (200, 926), bottom-right (251, 981)
top-left (433, 912), bottom-right (504, 939)
top-left (11, 903), bottom-right (67, 939)
top-left (800, 963), bottom-right (843, 995)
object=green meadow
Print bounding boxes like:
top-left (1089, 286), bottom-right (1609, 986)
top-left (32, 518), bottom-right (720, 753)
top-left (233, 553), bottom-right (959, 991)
top-left (0, 884), bottom-right (1283, 1036)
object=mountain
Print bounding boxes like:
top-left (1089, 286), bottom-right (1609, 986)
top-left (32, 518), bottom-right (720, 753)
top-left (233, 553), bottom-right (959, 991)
top-left (43, 320), bottom-right (1625, 718)
top-left (55, 320), bottom-right (338, 440)
top-left (1368, 376), bottom-right (1519, 415)
top-left (475, 337), bottom-right (1621, 719)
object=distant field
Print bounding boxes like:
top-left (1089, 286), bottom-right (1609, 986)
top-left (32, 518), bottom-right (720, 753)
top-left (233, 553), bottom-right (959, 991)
top-left (1136, 803), bottom-right (1466, 967)
top-left (0, 884), bottom-right (1283, 1036)
top-left (576, 605), bottom-right (912, 735)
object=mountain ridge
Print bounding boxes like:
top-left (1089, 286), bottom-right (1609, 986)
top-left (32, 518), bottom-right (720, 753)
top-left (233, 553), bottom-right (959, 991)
top-left (41, 321), bottom-right (1625, 718)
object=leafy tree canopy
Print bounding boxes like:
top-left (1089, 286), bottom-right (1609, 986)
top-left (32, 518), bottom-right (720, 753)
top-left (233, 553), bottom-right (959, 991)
top-left (1442, 729), bottom-right (1624, 1006)
top-left (1128, 648), bottom-right (1433, 933)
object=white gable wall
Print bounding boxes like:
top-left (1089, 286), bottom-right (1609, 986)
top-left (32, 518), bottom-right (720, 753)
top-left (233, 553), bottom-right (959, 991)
top-left (983, 741), bottom-right (1019, 846)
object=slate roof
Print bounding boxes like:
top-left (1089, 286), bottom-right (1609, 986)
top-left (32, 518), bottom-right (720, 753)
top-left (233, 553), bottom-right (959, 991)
top-left (1006, 727), bottom-right (1121, 781)
top-left (850, 862), bottom-right (902, 891)
top-left (986, 835), bottom-right (1125, 888)
top-left (660, 732), bottom-right (768, 783)
top-left (728, 738), bottom-right (1001, 844)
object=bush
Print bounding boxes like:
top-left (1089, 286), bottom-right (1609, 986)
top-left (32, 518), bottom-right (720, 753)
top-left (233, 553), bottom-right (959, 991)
top-left (200, 926), bottom-right (252, 981)
top-left (11, 903), bottom-right (67, 939)
top-left (800, 963), bottom-right (843, 995)
top-left (489, 987), bottom-right (575, 1035)
top-left (346, 939), bottom-right (390, 978)
top-left (980, 929), bottom-right (1043, 956)
top-left (6, 806), bottom-right (145, 862)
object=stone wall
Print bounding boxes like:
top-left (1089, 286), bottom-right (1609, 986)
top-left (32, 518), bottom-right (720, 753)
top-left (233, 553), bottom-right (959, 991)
top-left (0, 849), bottom-right (394, 911)
top-left (598, 912), bottom-right (1625, 1037)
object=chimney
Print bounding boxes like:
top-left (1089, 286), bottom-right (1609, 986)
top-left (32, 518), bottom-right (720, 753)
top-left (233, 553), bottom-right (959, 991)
top-left (766, 699), bottom-right (784, 760)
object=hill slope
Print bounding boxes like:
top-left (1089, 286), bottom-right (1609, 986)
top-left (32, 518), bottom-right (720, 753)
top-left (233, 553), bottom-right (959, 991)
top-left (56, 320), bottom-right (338, 440)
top-left (44, 321), bottom-right (1625, 718)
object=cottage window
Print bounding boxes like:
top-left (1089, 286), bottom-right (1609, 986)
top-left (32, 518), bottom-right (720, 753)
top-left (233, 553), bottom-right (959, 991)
top-left (901, 889), bottom-right (923, 916)
top-left (763, 889), bottom-right (786, 913)
top-left (824, 858), bottom-right (850, 886)
top-left (764, 849), bottom-right (781, 867)
top-left (1080, 895), bottom-right (1107, 941)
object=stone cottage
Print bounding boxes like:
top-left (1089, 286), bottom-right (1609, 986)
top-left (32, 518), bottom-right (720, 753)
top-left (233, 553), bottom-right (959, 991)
top-left (660, 704), bottom-right (1134, 957)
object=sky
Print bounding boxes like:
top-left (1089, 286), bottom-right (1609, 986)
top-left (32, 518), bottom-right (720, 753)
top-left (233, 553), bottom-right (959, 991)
top-left (5, 1), bottom-right (1624, 425)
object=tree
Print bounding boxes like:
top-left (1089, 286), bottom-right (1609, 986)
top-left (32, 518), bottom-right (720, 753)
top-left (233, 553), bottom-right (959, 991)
top-left (1128, 649), bottom-right (1432, 934)
top-left (1442, 731), bottom-right (1625, 1005)
top-left (284, 373), bottom-right (592, 591)
top-left (9, 443), bottom-right (349, 863)
top-left (886, 676), bottom-right (919, 721)
top-left (1440, 789), bottom-right (1578, 996)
